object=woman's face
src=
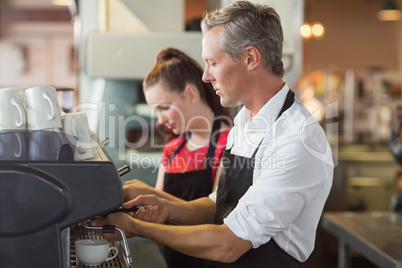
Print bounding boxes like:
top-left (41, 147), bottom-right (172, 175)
top-left (144, 81), bottom-right (191, 135)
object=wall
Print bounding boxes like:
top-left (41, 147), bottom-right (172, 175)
top-left (0, 0), bottom-right (76, 89)
top-left (304, 0), bottom-right (402, 72)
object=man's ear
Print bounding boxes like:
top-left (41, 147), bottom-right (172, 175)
top-left (244, 46), bottom-right (261, 71)
top-left (183, 84), bottom-right (200, 104)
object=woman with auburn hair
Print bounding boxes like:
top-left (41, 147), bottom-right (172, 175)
top-left (123, 47), bottom-right (232, 268)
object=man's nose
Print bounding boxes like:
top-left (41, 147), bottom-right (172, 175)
top-left (202, 66), bottom-right (212, 83)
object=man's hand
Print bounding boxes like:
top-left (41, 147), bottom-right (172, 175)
top-left (91, 194), bottom-right (169, 242)
top-left (91, 212), bottom-right (137, 242)
top-left (125, 194), bottom-right (169, 223)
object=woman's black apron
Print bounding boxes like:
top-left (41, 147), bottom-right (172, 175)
top-left (207, 90), bottom-right (301, 267)
top-left (163, 118), bottom-right (222, 268)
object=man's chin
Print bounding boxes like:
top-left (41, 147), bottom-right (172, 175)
top-left (221, 98), bottom-right (241, 108)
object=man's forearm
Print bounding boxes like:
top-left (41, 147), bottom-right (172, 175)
top-left (131, 219), bottom-right (251, 263)
top-left (95, 196), bottom-right (251, 263)
top-left (166, 197), bottom-right (216, 225)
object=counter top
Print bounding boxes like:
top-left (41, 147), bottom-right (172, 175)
top-left (321, 211), bottom-right (402, 268)
top-left (338, 151), bottom-right (395, 162)
top-left (337, 144), bottom-right (397, 163)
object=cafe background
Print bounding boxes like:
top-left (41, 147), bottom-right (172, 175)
top-left (1, 0), bottom-right (402, 267)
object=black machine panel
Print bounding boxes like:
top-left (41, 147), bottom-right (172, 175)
top-left (0, 131), bottom-right (124, 267)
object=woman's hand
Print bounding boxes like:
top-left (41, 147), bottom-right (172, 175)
top-left (123, 179), bottom-right (186, 203)
top-left (123, 179), bottom-right (154, 202)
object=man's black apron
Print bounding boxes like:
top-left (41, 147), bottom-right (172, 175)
top-left (163, 118), bottom-right (222, 268)
top-left (207, 90), bottom-right (301, 267)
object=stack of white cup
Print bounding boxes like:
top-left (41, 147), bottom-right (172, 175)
top-left (0, 85), bottom-right (71, 161)
top-left (0, 87), bottom-right (28, 160)
top-left (0, 87), bottom-right (27, 131)
top-left (26, 86), bottom-right (72, 161)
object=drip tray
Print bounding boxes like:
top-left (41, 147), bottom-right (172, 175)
top-left (70, 224), bottom-right (130, 268)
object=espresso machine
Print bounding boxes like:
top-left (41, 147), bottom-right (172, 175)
top-left (0, 130), bottom-right (132, 267)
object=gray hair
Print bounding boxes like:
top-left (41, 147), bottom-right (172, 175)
top-left (201, 1), bottom-right (284, 77)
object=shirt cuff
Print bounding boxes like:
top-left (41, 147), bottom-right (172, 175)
top-left (223, 200), bottom-right (272, 248)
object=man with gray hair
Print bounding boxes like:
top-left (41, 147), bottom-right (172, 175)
top-left (93, 1), bottom-right (333, 267)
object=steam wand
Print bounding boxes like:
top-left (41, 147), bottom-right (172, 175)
top-left (83, 220), bottom-right (133, 267)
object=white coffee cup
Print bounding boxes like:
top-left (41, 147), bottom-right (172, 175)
top-left (61, 112), bottom-right (94, 160)
top-left (74, 239), bottom-right (118, 267)
top-left (25, 85), bottom-right (62, 130)
top-left (0, 131), bottom-right (28, 160)
top-left (0, 87), bottom-right (26, 131)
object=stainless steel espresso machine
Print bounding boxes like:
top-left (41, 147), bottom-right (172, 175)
top-left (0, 130), bottom-right (132, 267)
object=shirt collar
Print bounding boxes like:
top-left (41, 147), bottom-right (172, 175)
top-left (233, 83), bottom-right (290, 131)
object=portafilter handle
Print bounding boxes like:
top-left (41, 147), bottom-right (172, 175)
top-left (83, 220), bottom-right (133, 267)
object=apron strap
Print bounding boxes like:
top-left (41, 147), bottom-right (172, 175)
top-left (167, 118), bottom-right (221, 168)
top-left (251, 139), bottom-right (264, 159)
top-left (167, 132), bottom-right (189, 166)
top-left (204, 118), bottom-right (222, 169)
top-left (276, 89), bottom-right (295, 120)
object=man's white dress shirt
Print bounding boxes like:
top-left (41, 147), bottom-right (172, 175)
top-left (209, 84), bottom-right (334, 262)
